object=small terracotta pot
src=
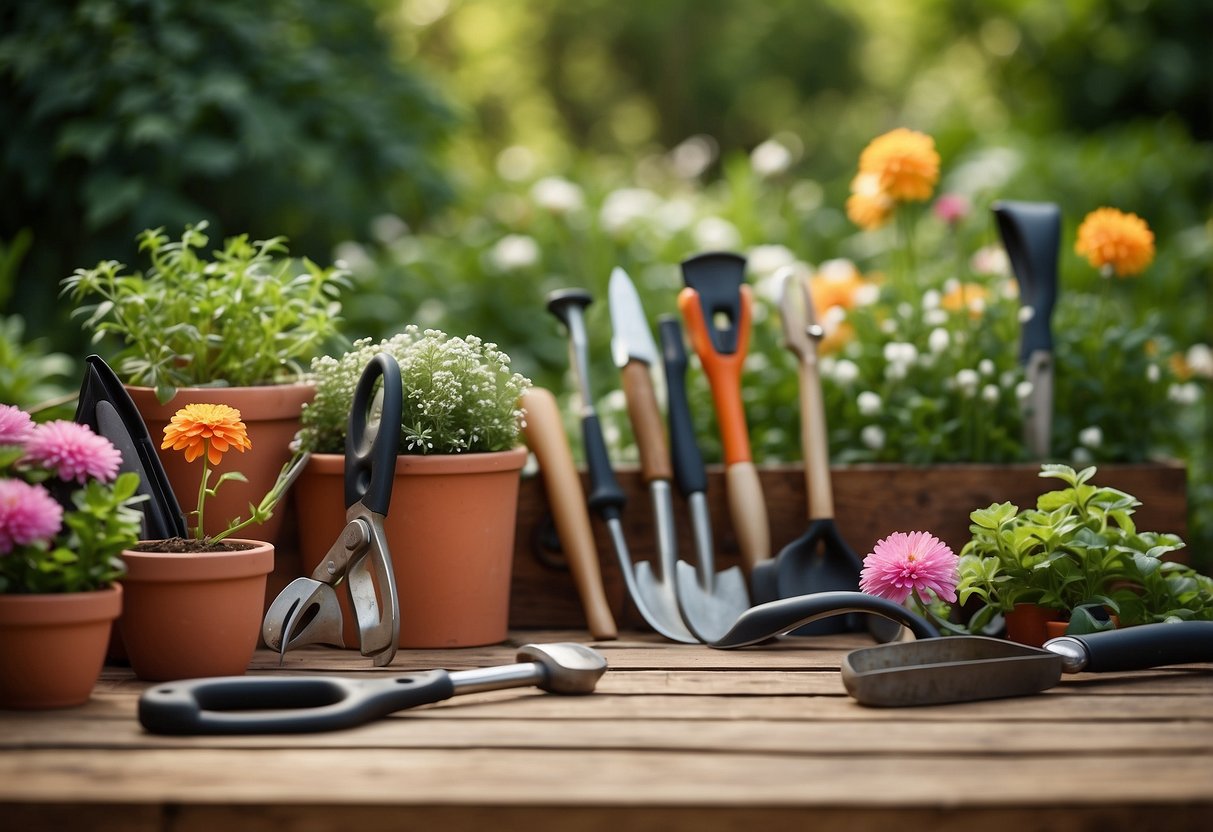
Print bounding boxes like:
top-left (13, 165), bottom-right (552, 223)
top-left (295, 448), bottom-right (527, 648)
top-left (1004, 603), bottom-right (1064, 647)
top-left (0, 585), bottom-right (122, 709)
top-left (1044, 615), bottom-right (1121, 641)
top-left (118, 540), bottom-right (274, 681)
top-left (126, 384), bottom-right (314, 546)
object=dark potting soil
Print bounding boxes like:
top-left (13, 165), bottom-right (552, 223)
top-left (130, 538), bottom-right (256, 554)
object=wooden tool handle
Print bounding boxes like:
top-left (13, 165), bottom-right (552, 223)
top-left (620, 360), bottom-right (671, 483)
top-left (677, 286), bottom-right (754, 466)
top-left (521, 388), bottom-right (617, 640)
top-left (725, 461), bottom-right (771, 573)
top-left (798, 357), bottom-right (834, 519)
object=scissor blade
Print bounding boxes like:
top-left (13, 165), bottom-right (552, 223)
top-left (608, 267), bottom-right (660, 368)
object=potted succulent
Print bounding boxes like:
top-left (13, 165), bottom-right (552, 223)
top-left (118, 402), bottom-right (299, 681)
top-left (0, 404), bottom-right (144, 708)
top-left (295, 326), bottom-right (532, 647)
top-left (61, 222), bottom-right (348, 546)
top-left (955, 464), bottom-right (1213, 645)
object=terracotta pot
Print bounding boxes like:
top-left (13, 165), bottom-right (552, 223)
top-left (1003, 603), bottom-right (1064, 647)
top-left (0, 585), bottom-right (122, 709)
top-left (295, 448), bottom-right (527, 648)
top-left (126, 384), bottom-right (314, 546)
top-left (118, 540), bottom-right (273, 681)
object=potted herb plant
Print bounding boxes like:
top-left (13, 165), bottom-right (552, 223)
top-left (955, 464), bottom-right (1213, 645)
top-left (0, 404), bottom-right (144, 708)
top-left (118, 402), bottom-right (299, 681)
top-left (61, 222), bottom-right (348, 546)
top-left (295, 326), bottom-right (532, 647)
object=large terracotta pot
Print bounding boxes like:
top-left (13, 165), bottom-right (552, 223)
top-left (295, 448), bottom-right (527, 648)
top-left (0, 585), bottom-right (122, 709)
top-left (118, 540), bottom-right (273, 681)
top-left (126, 384), bottom-right (314, 546)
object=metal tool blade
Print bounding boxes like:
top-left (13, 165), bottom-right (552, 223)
top-left (608, 267), bottom-right (661, 368)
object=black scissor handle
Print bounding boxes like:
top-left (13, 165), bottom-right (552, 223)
top-left (992, 200), bottom-right (1060, 360)
top-left (345, 353), bottom-right (403, 516)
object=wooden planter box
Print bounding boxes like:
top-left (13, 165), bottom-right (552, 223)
top-left (508, 461), bottom-right (1189, 630)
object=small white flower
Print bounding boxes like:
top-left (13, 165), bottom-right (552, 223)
top-left (654, 198), bottom-right (696, 234)
top-left (488, 234), bottom-right (540, 271)
top-left (1168, 382), bottom-right (1201, 406)
top-left (1187, 343), bottom-right (1213, 379)
top-left (970, 244), bottom-right (1010, 277)
top-left (928, 327), bottom-right (951, 355)
top-left (693, 216), bottom-right (742, 250)
top-left (1078, 426), bottom-right (1103, 448)
top-left (530, 176), bottom-right (585, 214)
top-left (885, 362), bottom-right (907, 381)
top-left (924, 309), bottom-right (949, 327)
top-left (832, 358), bottom-right (860, 386)
top-left (854, 283), bottom-right (880, 307)
top-left (747, 244), bottom-right (798, 278)
top-left (981, 384), bottom-right (1000, 404)
top-left (669, 134), bottom-right (717, 179)
top-left (333, 241), bottom-right (373, 274)
top-left (922, 289), bottom-right (942, 310)
top-left (955, 368), bottom-right (980, 395)
top-left (600, 188), bottom-right (661, 235)
top-left (370, 214), bottom-right (408, 243)
top-left (979, 358), bottom-right (996, 376)
top-left (750, 138), bottom-right (793, 178)
top-left (495, 145), bottom-right (537, 182)
top-left (1071, 446), bottom-right (1094, 465)
top-left (822, 305), bottom-right (847, 333)
top-left (1018, 305), bottom-right (1035, 324)
top-left (857, 391), bottom-right (882, 416)
top-left (883, 342), bottom-right (918, 367)
top-left (897, 302), bottom-right (914, 320)
top-left (880, 318), bottom-right (898, 335)
top-left (1146, 364), bottom-right (1161, 383)
top-left (1015, 380), bottom-right (1034, 401)
top-left (861, 424), bottom-right (885, 451)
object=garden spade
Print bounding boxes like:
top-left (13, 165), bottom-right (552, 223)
top-left (993, 200), bottom-right (1060, 459)
top-left (842, 621), bottom-right (1213, 707)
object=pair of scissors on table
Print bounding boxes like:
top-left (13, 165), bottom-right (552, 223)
top-left (262, 353), bottom-right (403, 667)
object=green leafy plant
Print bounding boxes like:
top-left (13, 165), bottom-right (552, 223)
top-left (956, 464), bottom-right (1212, 633)
top-left (298, 326), bottom-right (532, 456)
top-left (62, 222), bottom-right (349, 402)
top-left (0, 405), bottom-right (145, 594)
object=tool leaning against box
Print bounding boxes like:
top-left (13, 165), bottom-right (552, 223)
top-left (261, 353), bottom-right (403, 667)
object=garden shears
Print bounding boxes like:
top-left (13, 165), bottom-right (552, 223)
top-left (261, 354), bottom-right (403, 667)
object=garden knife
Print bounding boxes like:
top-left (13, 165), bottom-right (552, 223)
top-left (607, 268), bottom-right (682, 594)
top-left (993, 201), bottom-right (1060, 459)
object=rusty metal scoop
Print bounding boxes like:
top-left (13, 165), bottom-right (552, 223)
top-left (842, 621), bottom-right (1213, 707)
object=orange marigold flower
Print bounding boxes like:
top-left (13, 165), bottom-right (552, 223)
top-left (858, 127), bottom-right (940, 202)
top-left (846, 173), bottom-right (894, 230)
top-left (810, 259), bottom-right (873, 317)
top-left (162, 403), bottom-right (252, 466)
top-left (941, 282), bottom-right (989, 318)
top-left (1074, 207), bottom-right (1155, 277)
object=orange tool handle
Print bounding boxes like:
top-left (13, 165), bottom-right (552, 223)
top-left (677, 284), bottom-right (753, 466)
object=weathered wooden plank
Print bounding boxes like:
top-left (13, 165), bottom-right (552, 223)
top-left (509, 462), bottom-right (1189, 629)
top-left (5, 715), bottom-right (1210, 757)
top-left (6, 802), bottom-right (1211, 832)
top-left (2, 748), bottom-right (1210, 806)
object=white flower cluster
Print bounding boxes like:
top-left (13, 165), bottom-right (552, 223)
top-left (299, 326), bottom-right (532, 455)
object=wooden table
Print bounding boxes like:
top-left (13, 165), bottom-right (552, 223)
top-left (3, 630), bottom-right (1212, 830)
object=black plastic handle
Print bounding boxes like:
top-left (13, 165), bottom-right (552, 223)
top-left (1056, 620), bottom-right (1213, 673)
top-left (345, 353), bottom-right (403, 515)
top-left (992, 201), bottom-right (1060, 360)
top-left (680, 252), bottom-right (747, 356)
top-left (546, 288), bottom-right (594, 329)
top-left (707, 591), bottom-right (941, 649)
top-left (658, 316), bottom-right (708, 497)
top-left (138, 669), bottom-right (455, 735)
top-left (581, 413), bottom-right (625, 520)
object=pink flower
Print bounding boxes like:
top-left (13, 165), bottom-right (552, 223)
top-left (933, 193), bottom-right (970, 226)
top-left (860, 531), bottom-right (959, 604)
top-left (23, 421), bottom-right (122, 484)
top-left (0, 479), bottom-right (64, 554)
top-left (0, 404), bottom-right (34, 446)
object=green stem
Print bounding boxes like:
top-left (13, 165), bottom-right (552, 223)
top-left (195, 441), bottom-right (211, 541)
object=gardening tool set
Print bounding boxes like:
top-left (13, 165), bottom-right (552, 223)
top-left (546, 253), bottom-right (901, 646)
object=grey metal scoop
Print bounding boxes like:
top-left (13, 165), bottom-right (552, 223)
top-left (842, 621), bottom-right (1213, 707)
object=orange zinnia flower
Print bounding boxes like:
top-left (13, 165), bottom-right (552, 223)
top-left (809, 259), bottom-right (872, 317)
top-left (846, 173), bottom-right (894, 230)
top-left (162, 403), bottom-right (252, 465)
top-left (858, 128), bottom-right (940, 202)
top-left (1074, 207), bottom-right (1155, 277)
top-left (941, 282), bottom-right (989, 317)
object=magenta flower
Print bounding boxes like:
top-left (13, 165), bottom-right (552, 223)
top-left (0, 404), bottom-right (34, 446)
top-left (860, 530), bottom-right (959, 604)
top-left (0, 479), bottom-right (64, 554)
top-left (23, 421), bottom-right (122, 484)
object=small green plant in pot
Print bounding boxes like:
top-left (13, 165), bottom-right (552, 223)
top-left (61, 222), bottom-right (349, 543)
top-left (956, 464), bottom-right (1213, 641)
top-left (295, 326), bottom-right (533, 648)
